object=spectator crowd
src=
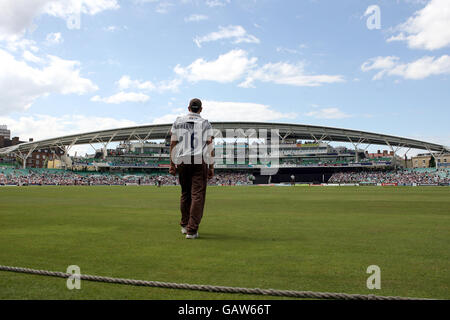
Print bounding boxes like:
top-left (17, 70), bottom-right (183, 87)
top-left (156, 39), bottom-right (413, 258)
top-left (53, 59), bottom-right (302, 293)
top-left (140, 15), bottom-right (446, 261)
top-left (0, 169), bottom-right (252, 186)
top-left (329, 170), bottom-right (450, 185)
top-left (2, 168), bottom-right (448, 187)
top-left (209, 173), bottom-right (252, 186)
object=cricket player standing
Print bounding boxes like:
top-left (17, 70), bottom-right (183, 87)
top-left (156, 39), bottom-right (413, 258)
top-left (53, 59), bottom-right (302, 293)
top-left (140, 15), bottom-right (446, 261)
top-left (169, 98), bottom-right (215, 239)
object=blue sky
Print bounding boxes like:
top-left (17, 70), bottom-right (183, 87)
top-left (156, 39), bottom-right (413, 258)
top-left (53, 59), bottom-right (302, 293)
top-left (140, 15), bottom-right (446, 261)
top-left (0, 0), bottom-right (449, 154)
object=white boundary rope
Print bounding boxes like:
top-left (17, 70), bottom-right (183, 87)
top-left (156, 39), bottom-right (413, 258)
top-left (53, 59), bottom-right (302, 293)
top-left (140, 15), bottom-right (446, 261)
top-left (0, 265), bottom-right (431, 300)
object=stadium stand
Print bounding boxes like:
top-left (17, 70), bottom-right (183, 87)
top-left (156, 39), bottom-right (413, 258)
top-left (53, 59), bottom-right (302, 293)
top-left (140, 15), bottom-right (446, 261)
top-left (328, 168), bottom-right (450, 185)
top-left (0, 168), bottom-right (253, 186)
top-left (1, 167), bottom-right (449, 187)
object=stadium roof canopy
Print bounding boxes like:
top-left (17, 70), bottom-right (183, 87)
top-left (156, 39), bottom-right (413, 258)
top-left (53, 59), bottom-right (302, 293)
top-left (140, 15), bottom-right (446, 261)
top-left (0, 122), bottom-right (448, 156)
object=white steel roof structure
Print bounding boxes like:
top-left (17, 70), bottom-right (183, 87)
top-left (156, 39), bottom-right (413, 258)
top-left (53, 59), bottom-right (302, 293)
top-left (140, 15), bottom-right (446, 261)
top-left (0, 122), bottom-right (448, 158)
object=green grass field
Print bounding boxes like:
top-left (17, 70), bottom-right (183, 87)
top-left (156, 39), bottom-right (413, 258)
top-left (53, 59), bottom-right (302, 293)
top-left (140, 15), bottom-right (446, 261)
top-left (0, 186), bottom-right (449, 300)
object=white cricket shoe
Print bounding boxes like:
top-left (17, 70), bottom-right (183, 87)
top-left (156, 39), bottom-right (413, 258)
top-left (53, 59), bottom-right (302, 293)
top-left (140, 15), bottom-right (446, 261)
top-left (181, 227), bottom-right (187, 235)
top-left (185, 233), bottom-right (199, 239)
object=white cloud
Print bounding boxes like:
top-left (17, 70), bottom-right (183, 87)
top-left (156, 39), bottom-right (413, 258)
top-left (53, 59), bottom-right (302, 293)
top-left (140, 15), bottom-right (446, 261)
top-left (194, 25), bottom-right (260, 47)
top-left (103, 26), bottom-right (119, 32)
top-left (388, 0), bottom-right (450, 50)
top-left (152, 100), bottom-right (296, 124)
top-left (43, 0), bottom-right (120, 20)
top-left (0, 0), bottom-right (48, 38)
top-left (0, 114), bottom-right (137, 155)
top-left (0, 0), bottom-right (119, 39)
top-left (205, 0), bottom-right (230, 7)
top-left (133, 0), bottom-right (174, 15)
top-left (276, 44), bottom-right (308, 54)
top-left (405, 134), bottom-right (450, 151)
top-left (0, 49), bottom-right (98, 114)
top-left (175, 49), bottom-right (344, 88)
top-left (155, 78), bottom-right (182, 93)
top-left (117, 75), bottom-right (155, 91)
top-left (91, 92), bottom-right (150, 104)
top-left (91, 75), bottom-right (181, 106)
top-left (0, 114), bottom-right (137, 141)
top-left (133, 0), bottom-right (159, 3)
top-left (1, 36), bottom-right (38, 53)
top-left (155, 2), bottom-right (174, 14)
top-left (361, 55), bottom-right (450, 80)
top-left (117, 75), bottom-right (181, 93)
top-left (386, 33), bottom-right (407, 43)
top-left (174, 49), bottom-right (258, 83)
top-left (400, 0), bottom-right (428, 4)
top-left (22, 50), bottom-right (43, 63)
top-left (152, 113), bottom-right (182, 124)
top-left (184, 14), bottom-right (209, 22)
top-left (305, 108), bottom-right (352, 120)
top-left (361, 56), bottom-right (399, 80)
top-left (242, 62), bottom-right (345, 88)
top-left (45, 32), bottom-right (63, 45)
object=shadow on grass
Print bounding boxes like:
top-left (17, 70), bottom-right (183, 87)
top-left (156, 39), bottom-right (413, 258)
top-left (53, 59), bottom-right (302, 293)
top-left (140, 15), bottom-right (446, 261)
top-left (194, 232), bottom-right (305, 242)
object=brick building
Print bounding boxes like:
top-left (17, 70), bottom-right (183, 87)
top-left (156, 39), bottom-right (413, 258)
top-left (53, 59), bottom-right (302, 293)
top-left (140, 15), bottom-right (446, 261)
top-left (412, 154), bottom-right (432, 168)
top-left (367, 150), bottom-right (395, 158)
top-left (0, 126), bottom-right (63, 168)
top-left (26, 146), bottom-right (64, 169)
top-left (412, 153), bottom-right (450, 169)
top-left (0, 125), bottom-right (11, 140)
top-left (436, 154), bottom-right (450, 169)
top-left (0, 125), bottom-right (23, 166)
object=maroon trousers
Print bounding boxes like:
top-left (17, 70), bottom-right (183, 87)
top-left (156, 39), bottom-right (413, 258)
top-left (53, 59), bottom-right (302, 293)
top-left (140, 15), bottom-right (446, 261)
top-left (178, 163), bottom-right (208, 235)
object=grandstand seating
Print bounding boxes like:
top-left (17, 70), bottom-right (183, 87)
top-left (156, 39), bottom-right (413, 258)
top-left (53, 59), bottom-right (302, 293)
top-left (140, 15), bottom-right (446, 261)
top-left (329, 168), bottom-right (450, 185)
top-left (0, 168), bottom-right (250, 186)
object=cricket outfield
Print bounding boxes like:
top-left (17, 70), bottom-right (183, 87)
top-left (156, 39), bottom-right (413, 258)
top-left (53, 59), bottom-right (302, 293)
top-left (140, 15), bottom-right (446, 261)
top-left (0, 186), bottom-right (448, 299)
